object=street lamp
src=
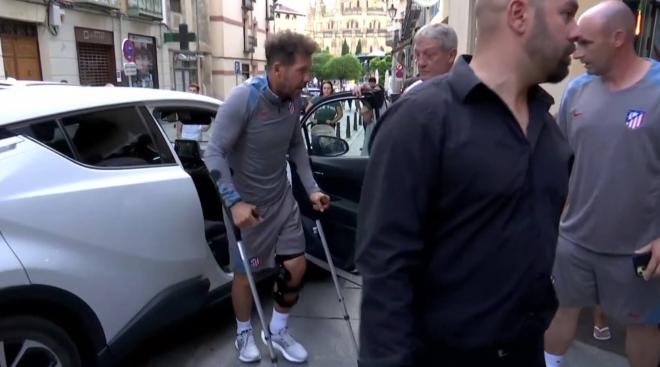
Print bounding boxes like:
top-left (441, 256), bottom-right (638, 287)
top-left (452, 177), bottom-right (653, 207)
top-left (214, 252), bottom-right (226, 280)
top-left (388, 3), bottom-right (397, 21)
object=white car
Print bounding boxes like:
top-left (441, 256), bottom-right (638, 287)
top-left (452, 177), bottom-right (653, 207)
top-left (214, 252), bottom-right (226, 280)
top-left (0, 82), bottom-right (232, 367)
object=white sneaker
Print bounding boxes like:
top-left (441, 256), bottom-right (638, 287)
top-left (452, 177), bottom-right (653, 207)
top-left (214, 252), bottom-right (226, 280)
top-left (235, 329), bottom-right (261, 363)
top-left (261, 327), bottom-right (308, 363)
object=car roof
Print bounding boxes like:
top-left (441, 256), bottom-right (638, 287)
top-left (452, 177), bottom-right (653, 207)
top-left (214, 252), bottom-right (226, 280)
top-left (0, 79), bottom-right (69, 89)
top-left (0, 84), bottom-right (222, 126)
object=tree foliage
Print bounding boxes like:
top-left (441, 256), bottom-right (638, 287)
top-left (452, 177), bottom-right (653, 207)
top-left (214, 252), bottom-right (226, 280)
top-left (341, 39), bottom-right (350, 55)
top-left (368, 54), bottom-right (393, 79)
top-left (330, 54), bottom-right (363, 81)
top-left (355, 40), bottom-right (363, 55)
top-left (311, 51), bottom-right (334, 81)
top-left (312, 52), bottom-right (364, 84)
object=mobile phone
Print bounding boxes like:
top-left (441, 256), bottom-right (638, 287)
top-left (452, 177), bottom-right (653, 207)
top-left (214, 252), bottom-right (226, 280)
top-left (633, 252), bottom-right (653, 278)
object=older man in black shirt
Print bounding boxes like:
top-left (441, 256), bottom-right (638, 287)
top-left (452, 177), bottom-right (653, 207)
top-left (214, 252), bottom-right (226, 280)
top-left (356, 0), bottom-right (580, 366)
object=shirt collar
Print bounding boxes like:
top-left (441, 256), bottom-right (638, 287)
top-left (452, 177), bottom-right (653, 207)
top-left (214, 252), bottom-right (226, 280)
top-left (449, 55), bottom-right (554, 107)
top-left (263, 75), bottom-right (283, 105)
top-left (263, 74), bottom-right (295, 107)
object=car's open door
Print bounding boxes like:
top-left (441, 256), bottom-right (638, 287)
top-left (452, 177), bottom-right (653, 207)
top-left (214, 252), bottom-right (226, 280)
top-left (291, 91), bottom-right (385, 270)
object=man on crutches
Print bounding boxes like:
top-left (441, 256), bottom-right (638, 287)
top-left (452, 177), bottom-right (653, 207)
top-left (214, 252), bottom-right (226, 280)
top-left (205, 31), bottom-right (329, 364)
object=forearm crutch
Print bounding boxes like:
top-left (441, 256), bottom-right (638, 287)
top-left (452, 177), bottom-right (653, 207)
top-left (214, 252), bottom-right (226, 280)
top-left (222, 205), bottom-right (279, 366)
top-left (313, 218), bottom-right (359, 355)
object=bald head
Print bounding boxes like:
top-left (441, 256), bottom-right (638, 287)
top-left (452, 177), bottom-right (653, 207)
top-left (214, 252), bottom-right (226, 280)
top-left (475, 0), bottom-right (510, 38)
top-left (472, 0), bottom-right (579, 85)
top-left (573, 1), bottom-right (639, 76)
top-left (579, 0), bottom-right (635, 42)
top-left (475, 0), bottom-right (548, 42)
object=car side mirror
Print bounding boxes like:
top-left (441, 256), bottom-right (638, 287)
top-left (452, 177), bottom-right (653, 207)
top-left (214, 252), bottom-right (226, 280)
top-left (312, 135), bottom-right (349, 157)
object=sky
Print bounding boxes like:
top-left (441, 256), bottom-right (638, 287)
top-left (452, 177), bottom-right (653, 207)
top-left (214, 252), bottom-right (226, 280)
top-left (277, 0), bottom-right (312, 14)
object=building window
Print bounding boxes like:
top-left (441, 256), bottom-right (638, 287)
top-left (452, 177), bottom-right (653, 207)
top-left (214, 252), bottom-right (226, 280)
top-left (241, 63), bottom-right (250, 81)
top-left (170, 0), bottom-right (181, 13)
top-left (277, 13), bottom-right (281, 18)
top-left (128, 34), bottom-right (159, 89)
top-left (173, 52), bottom-right (198, 92)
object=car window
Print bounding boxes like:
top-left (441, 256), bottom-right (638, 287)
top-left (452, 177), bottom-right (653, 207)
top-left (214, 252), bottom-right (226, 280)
top-left (59, 106), bottom-right (175, 168)
top-left (305, 96), bottom-right (376, 158)
top-left (10, 120), bottom-right (76, 158)
top-left (152, 107), bottom-right (216, 155)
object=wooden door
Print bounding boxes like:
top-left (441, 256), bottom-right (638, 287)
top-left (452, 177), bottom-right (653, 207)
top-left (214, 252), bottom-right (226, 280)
top-left (1, 35), bottom-right (42, 80)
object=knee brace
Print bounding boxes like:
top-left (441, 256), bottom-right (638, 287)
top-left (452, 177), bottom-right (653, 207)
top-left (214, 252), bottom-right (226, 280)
top-left (272, 254), bottom-right (304, 308)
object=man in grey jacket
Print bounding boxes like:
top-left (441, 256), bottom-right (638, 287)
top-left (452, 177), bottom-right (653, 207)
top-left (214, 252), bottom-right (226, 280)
top-left (205, 31), bottom-right (329, 364)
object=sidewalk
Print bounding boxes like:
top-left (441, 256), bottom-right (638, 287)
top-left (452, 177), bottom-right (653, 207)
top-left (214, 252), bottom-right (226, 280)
top-left (135, 268), bottom-right (629, 367)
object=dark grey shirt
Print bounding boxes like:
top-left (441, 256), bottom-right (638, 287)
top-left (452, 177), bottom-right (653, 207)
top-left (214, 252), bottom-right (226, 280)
top-left (559, 60), bottom-right (660, 254)
top-left (205, 75), bottom-right (319, 208)
top-left (356, 56), bottom-right (573, 366)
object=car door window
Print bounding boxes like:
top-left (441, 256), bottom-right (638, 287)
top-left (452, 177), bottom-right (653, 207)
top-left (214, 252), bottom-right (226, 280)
top-left (152, 107), bottom-right (216, 155)
top-left (9, 120), bottom-right (75, 158)
top-left (60, 106), bottom-right (175, 168)
top-left (305, 96), bottom-right (377, 158)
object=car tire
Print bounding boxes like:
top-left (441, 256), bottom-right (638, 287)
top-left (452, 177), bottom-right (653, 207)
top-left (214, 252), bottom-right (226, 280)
top-left (0, 315), bottom-right (82, 367)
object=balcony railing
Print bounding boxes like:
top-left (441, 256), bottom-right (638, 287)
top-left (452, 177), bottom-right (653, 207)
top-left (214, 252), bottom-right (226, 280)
top-left (341, 8), bottom-right (362, 15)
top-left (366, 7), bottom-right (384, 15)
top-left (127, 0), bottom-right (163, 20)
top-left (386, 29), bottom-right (400, 48)
top-left (73, 0), bottom-right (120, 10)
top-left (376, 30), bottom-right (389, 37)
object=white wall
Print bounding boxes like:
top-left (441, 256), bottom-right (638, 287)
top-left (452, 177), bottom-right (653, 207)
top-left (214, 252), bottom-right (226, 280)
top-left (0, 44), bottom-right (5, 79)
top-left (209, 0), bottom-right (269, 100)
top-left (34, 8), bottom-right (166, 87)
top-left (448, 0), bottom-right (475, 55)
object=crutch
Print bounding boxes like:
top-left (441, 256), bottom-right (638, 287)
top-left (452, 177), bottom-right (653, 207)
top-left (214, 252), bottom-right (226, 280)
top-left (222, 205), bottom-right (279, 366)
top-left (210, 169), bottom-right (278, 364)
top-left (313, 217), bottom-right (359, 355)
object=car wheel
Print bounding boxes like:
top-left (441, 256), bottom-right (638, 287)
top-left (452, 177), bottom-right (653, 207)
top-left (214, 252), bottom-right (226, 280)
top-left (0, 316), bottom-right (81, 367)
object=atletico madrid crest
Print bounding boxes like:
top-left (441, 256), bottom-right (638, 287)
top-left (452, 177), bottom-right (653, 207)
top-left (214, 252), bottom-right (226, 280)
top-left (625, 110), bottom-right (646, 130)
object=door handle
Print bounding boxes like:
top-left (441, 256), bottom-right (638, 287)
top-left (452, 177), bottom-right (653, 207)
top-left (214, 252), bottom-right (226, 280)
top-left (313, 171), bottom-right (325, 176)
top-left (0, 136), bottom-right (23, 153)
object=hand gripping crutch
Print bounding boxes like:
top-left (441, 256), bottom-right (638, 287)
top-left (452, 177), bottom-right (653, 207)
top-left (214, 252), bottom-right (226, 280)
top-left (313, 217), bottom-right (359, 355)
top-left (222, 205), bottom-right (279, 366)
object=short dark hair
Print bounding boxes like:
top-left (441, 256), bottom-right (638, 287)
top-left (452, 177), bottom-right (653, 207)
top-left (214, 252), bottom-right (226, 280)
top-left (368, 77), bottom-right (377, 83)
top-left (188, 83), bottom-right (199, 91)
top-left (265, 31), bottom-right (318, 69)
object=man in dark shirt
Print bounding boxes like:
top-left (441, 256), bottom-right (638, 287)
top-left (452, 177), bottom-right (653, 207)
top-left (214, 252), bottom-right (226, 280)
top-left (356, 0), bottom-right (579, 366)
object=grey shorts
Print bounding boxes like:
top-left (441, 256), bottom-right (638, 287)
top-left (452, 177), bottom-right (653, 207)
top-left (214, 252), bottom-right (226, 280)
top-left (225, 190), bottom-right (305, 273)
top-left (553, 235), bottom-right (660, 325)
